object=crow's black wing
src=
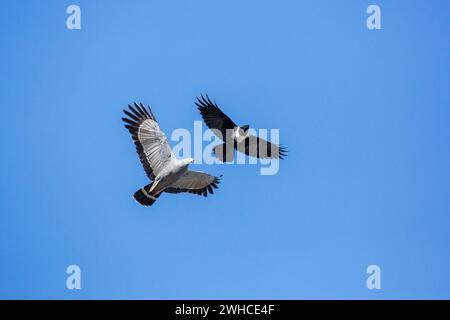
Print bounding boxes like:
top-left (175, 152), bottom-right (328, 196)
top-left (236, 134), bottom-right (287, 159)
top-left (196, 94), bottom-right (237, 139)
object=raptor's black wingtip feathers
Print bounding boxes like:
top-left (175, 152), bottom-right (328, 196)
top-left (184, 174), bottom-right (222, 197)
top-left (122, 102), bottom-right (156, 123)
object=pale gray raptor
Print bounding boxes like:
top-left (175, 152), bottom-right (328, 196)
top-left (122, 102), bottom-right (221, 207)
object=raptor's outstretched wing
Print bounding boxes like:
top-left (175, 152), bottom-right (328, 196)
top-left (122, 103), bottom-right (175, 179)
top-left (165, 171), bottom-right (221, 197)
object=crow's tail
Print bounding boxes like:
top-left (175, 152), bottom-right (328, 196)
top-left (213, 142), bottom-right (235, 163)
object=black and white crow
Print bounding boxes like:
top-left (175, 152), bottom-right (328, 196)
top-left (196, 95), bottom-right (287, 162)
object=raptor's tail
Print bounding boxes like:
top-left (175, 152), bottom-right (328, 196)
top-left (133, 183), bottom-right (161, 207)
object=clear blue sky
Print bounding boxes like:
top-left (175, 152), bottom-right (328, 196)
top-left (1, 0), bottom-right (449, 299)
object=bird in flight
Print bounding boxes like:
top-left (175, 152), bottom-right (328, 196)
top-left (122, 102), bottom-right (221, 207)
top-left (196, 95), bottom-right (287, 162)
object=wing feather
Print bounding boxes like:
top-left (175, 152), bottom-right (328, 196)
top-left (236, 134), bottom-right (287, 159)
top-left (122, 103), bottom-right (174, 179)
top-left (165, 171), bottom-right (222, 197)
top-left (196, 94), bottom-right (236, 139)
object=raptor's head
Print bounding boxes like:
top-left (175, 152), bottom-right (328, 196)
top-left (183, 157), bottom-right (195, 165)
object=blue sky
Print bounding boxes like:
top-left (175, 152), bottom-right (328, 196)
top-left (0, 0), bottom-right (449, 299)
